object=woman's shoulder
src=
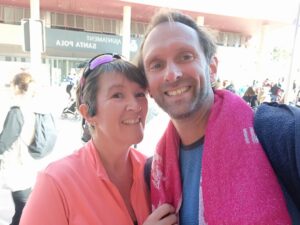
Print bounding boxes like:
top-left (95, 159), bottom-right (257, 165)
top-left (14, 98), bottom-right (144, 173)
top-left (43, 147), bottom-right (88, 180)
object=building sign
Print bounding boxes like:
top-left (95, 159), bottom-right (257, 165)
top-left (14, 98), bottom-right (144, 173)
top-left (46, 28), bottom-right (141, 55)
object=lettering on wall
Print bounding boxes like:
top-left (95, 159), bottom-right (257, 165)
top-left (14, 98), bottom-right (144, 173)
top-left (55, 40), bottom-right (97, 49)
top-left (86, 35), bottom-right (121, 45)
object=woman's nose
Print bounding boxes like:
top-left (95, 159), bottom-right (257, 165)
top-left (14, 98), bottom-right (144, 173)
top-left (164, 62), bottom-right (182, 82)
top-left (126, 99), bottom-right (142, 112)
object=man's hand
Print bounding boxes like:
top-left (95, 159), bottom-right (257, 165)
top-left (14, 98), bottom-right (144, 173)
top-left (143, 203), bottom-right (178, 225)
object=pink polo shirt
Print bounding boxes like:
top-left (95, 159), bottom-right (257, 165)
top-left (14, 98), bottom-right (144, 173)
top-left (20, 141), bottom-right (150, 225)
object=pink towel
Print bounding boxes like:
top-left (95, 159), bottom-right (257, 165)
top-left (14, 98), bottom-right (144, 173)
top-left (151, 90), bottom-right (291, 224)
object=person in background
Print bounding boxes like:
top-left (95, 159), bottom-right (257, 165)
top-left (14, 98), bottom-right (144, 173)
top-left (270, 81), bottom-right (283, 102)
top-left (296, 88), bottom-right (300, 108)
top-left (292, 80), bottom-right (296, 94)
top-left (223, 80), bottom-right (236, 93)
top-left (20, 54), bottom-right (177, 225)
top-left (0, 72), bottom-right (36, 225)
top-left (242, 86), bottom-right (258, 109)
top-left (136, 9), bottom-right (299, 224)
top-left (65, 73), bottom-right (75, 99)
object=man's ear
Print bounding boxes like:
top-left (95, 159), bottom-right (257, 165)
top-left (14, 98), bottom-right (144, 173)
top-left (209, 56), bottom-right (218, 87)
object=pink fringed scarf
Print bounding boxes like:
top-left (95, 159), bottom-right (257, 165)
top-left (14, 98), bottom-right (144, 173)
top-left (151, 90), bottom-right (291, 224)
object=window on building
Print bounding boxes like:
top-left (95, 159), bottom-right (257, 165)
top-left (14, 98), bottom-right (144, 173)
top-left (66, 14), bottom-right (74, 28)
top-left (3, 6), bottom-right (14, 24)
top-left (14, 7), bottom-right (23, 24)
top-left (2, 6), bottom-right (29, 25)
top-left (5, 56), bottom-right (12, 61)
top-left (85, 16), bottom-right (94, 31)
top-left (103, 18), bottom-right (112, 34)
top-left (215, 31), bottom-right (248, 48)
top-left (56, 13), bottom-right (65, 27)
top-left (24, 8), bottom-right (30, 18)
top-left (75, 15), bottom-right (84, 29)
top-left (131, 21), bottom-right (147, 37)
top-left (94, 17), bottom-right (103, 32)
top-left (115, 20), bottom-right (122, 35)
top-left (111, 20), bottom-right (116, 34)
top-left (0, 5), bottom-right (4, 23)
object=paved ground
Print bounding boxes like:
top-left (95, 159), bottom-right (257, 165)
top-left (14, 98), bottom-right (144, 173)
top-left (0, 86), bottom-right (84, 224)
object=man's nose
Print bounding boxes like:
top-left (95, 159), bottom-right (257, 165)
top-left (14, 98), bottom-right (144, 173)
top-left (164, 62), bottom-right (182, 82)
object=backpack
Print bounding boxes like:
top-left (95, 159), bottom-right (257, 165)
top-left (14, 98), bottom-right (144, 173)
top-left (144, 156), bottom-right (153, 190)
top-left (28, 113), bottom-right (57, 159)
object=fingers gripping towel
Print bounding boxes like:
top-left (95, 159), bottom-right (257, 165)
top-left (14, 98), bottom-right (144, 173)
top-left (151, 90), bottom-right (291, 224)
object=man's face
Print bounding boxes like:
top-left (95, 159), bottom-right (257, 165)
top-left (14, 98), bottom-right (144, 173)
top-left (142, 22), bottom-right (215, 119)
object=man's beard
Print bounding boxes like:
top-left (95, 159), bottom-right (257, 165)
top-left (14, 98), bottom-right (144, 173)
top-left (156, 88), bottom-right (209, 120)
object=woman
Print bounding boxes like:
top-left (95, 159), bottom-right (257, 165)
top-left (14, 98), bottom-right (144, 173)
top-left (20, 54), bottom-right (177, 225)
top-left (242, 86), bottom-right (258, 109)
top-left (0, 72), bottom-right (36, 225)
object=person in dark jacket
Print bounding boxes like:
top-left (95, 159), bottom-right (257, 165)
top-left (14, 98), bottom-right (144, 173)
top-left (254, 102), bottom-right (300, 224)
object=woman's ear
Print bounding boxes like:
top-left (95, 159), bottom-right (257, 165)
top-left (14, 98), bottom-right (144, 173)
top-left (79, 104), bottom-right (93, 124)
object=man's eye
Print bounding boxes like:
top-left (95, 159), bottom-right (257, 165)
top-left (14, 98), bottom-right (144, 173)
top-left (178, 53), bottom-right (194, 62)
top-left (112, 93), bottom-right (123, 98)
top-left (149, 61), bottom-right (163, 71)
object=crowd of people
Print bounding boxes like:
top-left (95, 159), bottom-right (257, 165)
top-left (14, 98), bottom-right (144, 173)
top-left (215, 77), bottom-right (300, 110)
top-left (0, 9), bottom-right (299, 225)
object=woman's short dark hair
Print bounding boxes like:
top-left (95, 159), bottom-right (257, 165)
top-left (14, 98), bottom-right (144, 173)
top-left (76, 59), bottom-right (147, 117)
top-left (135, 9), bottom-right (217, 73)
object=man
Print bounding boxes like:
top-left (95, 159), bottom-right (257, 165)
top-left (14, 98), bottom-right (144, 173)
top-left (137, 10), bottom-right (300, 224)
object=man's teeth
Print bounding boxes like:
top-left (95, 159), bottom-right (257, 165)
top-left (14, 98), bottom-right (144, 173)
top-left (167, 87), bottom-right (189, 96)
top-left (123, 118), bottom-right (140, 124)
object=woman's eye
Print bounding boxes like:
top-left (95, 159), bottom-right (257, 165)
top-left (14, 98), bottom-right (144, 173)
top-left (135, 92), bottom-right (146, 98)
top-left (112, 93), bottom-right (123, 98)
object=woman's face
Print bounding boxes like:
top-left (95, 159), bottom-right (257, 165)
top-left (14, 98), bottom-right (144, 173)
top-left (91, 71), bottom-right (148, 147)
